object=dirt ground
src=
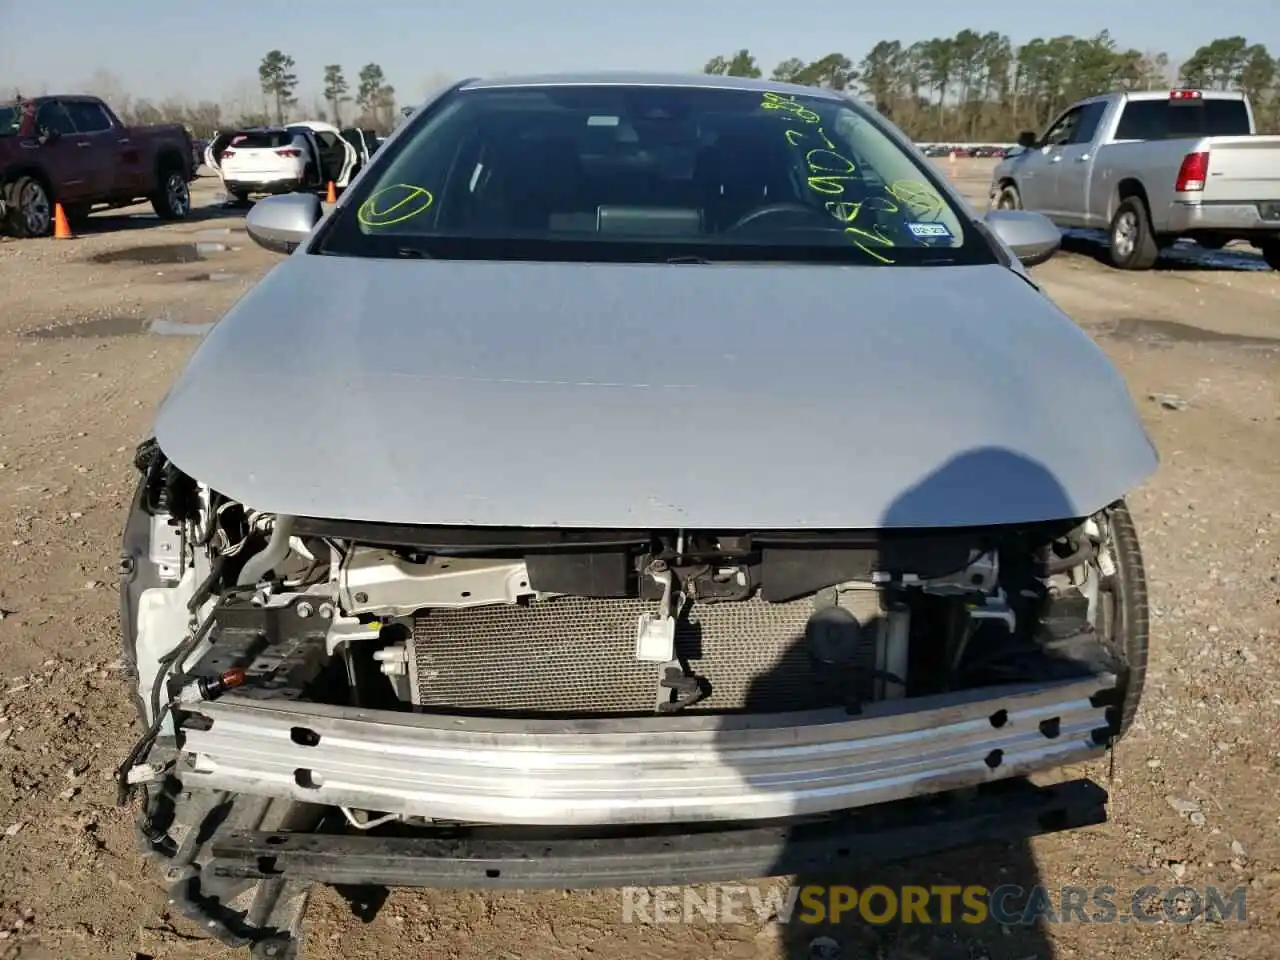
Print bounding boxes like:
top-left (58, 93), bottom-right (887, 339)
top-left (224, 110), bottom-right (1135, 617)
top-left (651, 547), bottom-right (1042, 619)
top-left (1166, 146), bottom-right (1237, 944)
top-left (0, 162), bottom-right (1277, 960)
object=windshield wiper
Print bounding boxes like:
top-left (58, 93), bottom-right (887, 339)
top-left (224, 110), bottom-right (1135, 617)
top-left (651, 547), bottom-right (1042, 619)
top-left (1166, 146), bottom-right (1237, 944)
top-left (666, 255), bottom-right (714, 264)
top-left (395, 246), bottom-right (435, 259)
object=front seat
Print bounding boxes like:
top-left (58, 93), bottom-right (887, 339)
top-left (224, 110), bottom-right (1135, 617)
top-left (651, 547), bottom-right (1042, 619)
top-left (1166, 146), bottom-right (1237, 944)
top-left (694, 130), bottom-right (797, 232)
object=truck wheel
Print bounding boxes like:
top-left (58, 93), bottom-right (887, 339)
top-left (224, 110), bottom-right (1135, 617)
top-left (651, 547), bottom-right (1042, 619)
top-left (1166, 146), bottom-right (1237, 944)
top-left (150, 168), bottom-right (191, 221)
top-left (2, 176), bottom-right (54, 238)
top-left (1260, 240), bottom-right (1280, 271)
top-left (993, 183), bottom-right (1021, 210)
top-left (1108, 197), bottom-right (1159, 270)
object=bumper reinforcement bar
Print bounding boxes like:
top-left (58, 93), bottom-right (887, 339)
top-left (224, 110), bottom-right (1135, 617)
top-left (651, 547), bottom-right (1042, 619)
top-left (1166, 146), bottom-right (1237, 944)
top-left (183, 674), bottom-right (1116, 826)
top-left (208, 778), bottom-right (1109, 889)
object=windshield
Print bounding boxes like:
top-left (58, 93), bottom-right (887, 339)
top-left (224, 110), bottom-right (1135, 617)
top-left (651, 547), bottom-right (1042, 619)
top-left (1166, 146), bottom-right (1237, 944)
top-left (231, 130), bottom-right (295, 149)
top-left (316, 84), bottom-right (993, 266)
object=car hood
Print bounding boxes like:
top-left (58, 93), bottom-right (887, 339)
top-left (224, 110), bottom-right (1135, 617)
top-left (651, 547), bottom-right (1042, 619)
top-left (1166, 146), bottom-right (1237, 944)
top-left (153, 256), bottom-right (1157, 529)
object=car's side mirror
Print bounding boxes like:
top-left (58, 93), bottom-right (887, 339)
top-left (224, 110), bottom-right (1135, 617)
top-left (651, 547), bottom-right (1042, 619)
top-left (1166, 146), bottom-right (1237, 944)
top-left (1016, 130), bottom-right (1038, 149)
top-left (245, 193), bottom-right (323, 255)
top-left (983, 209), bottom-right (1061, 267)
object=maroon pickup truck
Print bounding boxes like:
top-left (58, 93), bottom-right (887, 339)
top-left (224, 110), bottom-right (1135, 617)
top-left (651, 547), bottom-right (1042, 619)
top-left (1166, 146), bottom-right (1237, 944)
top-left (0, 95), bottom-right (196, 237)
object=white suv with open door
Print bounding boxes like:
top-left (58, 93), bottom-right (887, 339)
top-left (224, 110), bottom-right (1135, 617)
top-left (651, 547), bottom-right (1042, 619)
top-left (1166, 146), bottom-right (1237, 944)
top-left (205, 121), bottom-right (361, 203)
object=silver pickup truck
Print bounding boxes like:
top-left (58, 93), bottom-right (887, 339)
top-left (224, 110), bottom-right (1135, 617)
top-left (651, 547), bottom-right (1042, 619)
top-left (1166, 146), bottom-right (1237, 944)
top-left (990, 89), bottom-right (1280, 270)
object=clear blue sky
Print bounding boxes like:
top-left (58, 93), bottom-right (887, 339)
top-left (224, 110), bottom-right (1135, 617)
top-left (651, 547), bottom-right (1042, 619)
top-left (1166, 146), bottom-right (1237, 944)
top-left (7, 0), bottom-right (1276, 104)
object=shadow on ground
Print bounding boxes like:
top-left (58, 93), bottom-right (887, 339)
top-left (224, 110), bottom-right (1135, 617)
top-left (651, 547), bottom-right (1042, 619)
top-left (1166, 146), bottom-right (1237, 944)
top-left (1059, 229), bottom-right (1270, 273)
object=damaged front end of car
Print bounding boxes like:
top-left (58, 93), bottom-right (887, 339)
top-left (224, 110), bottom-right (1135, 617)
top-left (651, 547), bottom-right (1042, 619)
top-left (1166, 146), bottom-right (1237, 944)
top-left (116, 436), bottom-right (1146, 952)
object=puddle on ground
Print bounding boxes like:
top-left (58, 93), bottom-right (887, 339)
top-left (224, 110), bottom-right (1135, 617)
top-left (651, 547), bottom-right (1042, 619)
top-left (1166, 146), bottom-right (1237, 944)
top-left (88, 241), bottom-right (230, 265)
top-left (1101, 317), bottom-right (1280, 348)
top-left (90, 244), bottom-right (205, 265)
top-left (186, 271), bottom-right (239, 282)
top-left (23, 317), bottom-right (214, 339)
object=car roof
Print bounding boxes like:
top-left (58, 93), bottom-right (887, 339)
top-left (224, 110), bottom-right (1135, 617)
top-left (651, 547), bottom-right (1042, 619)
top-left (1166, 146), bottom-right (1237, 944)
top-left (458, 71), bottom-right (849, 102)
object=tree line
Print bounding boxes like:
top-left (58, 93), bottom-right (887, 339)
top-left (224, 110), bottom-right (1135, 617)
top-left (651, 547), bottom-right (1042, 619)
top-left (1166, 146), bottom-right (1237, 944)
top-left (704, 33), bottom-right (1280, 140)
top-left (7, 34), bottom-right (1277, 142)
top-left (5, 53), bottom-right (405, 140)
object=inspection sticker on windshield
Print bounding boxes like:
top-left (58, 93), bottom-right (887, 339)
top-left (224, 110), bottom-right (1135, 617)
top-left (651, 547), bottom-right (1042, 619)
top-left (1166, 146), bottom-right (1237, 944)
top-left (906, 221), bottom-right (951, 239)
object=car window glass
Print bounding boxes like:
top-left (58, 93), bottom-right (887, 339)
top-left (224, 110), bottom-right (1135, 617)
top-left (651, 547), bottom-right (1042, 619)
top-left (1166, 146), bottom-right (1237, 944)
top-left (234, 131), bottom-right (293, 149)
top-left (1067, 102), bottom-right (1107, 145)
top-left (1199, 99), bottom-right (1250, 136)
top-left (35, 101), bottom-right (76, 136)
top-left (1114, 101), bottom-right (1163, 140)
top-left (65, 101), bottom-right (113, 133)
top-left (1114, 98), bottom-right (1251, 141)
top-left (341, 86), bottom-right (973, 262)
top-left (1041, 109), bottom-right (1079, 146)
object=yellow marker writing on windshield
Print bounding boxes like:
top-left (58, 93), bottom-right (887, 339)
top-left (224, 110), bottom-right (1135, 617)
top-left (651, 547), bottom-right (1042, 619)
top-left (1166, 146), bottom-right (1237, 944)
top-left (886, 180), bottom-right (943, 217)
top-left (357, 184), bottom-right (435, 227)
top-left (764, 94), bottom-right (897, 263)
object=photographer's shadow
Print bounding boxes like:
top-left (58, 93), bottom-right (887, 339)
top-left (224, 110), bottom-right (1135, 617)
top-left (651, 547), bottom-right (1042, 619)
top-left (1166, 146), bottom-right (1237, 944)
top-left (724, 447), bottom-right (1105, 960)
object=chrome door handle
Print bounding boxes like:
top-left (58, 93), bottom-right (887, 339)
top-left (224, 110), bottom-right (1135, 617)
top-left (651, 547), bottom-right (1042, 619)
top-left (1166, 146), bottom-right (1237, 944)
top-left (76, 141), bottom-right (92, 148)
top-left (1077, 154), bottom-right (1091, 161)
top-left (118, 137), bottom-right (131, 144)
top-left (1050, 155), bottom-right (1063, 163)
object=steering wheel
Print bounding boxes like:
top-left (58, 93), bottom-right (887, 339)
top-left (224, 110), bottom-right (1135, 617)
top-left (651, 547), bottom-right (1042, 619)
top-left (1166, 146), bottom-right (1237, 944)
top-left (723, 202), bottom-right (829, 232)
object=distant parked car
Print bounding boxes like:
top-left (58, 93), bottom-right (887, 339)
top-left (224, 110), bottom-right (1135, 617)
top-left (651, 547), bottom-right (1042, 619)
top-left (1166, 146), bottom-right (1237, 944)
top-left (191, 138), bottom-right (208, 172)
top-left (990, 88), bottom-right (1280, 269)
top-left (0, 94), bottom-right (196, 237)
top-left (339, 127), bottom-right (381, 180)
top-left (203, 120), bottom-right (365, 203)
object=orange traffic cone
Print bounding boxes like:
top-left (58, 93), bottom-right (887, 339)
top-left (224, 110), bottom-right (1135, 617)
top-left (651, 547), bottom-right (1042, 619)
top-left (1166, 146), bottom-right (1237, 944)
top-left (325, 181), bottom-right (337, 203)
top-left (53, 203), bottom-right (74, 239)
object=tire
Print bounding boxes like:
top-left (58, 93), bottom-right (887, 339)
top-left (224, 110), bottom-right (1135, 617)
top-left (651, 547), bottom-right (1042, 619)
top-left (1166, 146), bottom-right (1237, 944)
top-left (1108, 196), bottom-right (1159, 270)
top-left (150, 166), bottom-right (191, 221)
top-left (993, 183), bottom-right (1022, 210)
top-left (1096, 499), bottom-right (1149, 742)
top-left (1260, 240), bottom-right (1280, 271)
top-left (230, 190), bottom-right (250, 205)
top-left (2, 175), bottom-right (54, 238)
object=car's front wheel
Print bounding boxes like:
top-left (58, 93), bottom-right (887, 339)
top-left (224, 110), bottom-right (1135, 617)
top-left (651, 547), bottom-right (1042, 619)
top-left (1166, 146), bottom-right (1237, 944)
top-left (993, 183), bottom-right (1022, 210)
top-left (1096, 499), bottom-right (1149, 741)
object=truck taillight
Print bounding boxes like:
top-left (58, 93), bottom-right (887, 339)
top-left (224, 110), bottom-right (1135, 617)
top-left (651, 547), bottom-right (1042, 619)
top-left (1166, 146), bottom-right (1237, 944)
top-left (1174, 151), bottom-right (1209, 192)
top-left (1169, 89), bottom-right (1203, 100)
top-left (276, 148), bottom-right (301, 158)
top-left (220, 149), bottom-right (235, 159)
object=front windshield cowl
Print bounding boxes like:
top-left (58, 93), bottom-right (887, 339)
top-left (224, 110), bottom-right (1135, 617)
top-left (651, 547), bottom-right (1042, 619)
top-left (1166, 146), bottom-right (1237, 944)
top-left (313, 82), bottom-right (996, 268)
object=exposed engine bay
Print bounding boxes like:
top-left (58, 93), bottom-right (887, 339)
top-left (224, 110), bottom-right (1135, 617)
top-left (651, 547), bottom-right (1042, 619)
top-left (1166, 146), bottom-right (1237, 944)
top-left (115, 440), bottom-right (1141, 948)
top-left (121, 439), bottom-right (1127, 732)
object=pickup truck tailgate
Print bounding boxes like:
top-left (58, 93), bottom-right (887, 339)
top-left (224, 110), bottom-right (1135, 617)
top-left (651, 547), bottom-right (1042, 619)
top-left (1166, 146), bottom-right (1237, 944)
top-left (1203, 136), bottom-right (1280, 202)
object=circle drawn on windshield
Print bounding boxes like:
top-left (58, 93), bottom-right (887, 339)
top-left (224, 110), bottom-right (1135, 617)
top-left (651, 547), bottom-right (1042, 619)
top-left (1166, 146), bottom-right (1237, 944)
top-left (358, 184), bottom-right (435, 227)
top-left (886, 180), bottom-right (944, 219)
